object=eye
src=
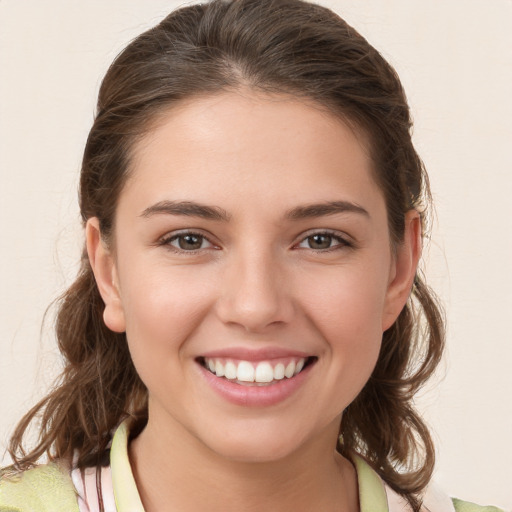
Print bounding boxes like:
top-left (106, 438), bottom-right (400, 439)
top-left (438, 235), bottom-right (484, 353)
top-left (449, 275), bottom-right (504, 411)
top-left (297, 232), bottom-right (350, 251)
top-left (161, 231), bottom-right (216, 252)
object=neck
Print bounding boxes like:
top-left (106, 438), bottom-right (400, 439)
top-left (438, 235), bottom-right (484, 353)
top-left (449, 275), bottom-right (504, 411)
top-left (128, 414), bottom-right (359, 512)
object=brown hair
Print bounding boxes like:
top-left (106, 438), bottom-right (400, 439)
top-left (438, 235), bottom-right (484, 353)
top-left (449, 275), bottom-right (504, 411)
top-left (7, 1), bottom-right (444, 509)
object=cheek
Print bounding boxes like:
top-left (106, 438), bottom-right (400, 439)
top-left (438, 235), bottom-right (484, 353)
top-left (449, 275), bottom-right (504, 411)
top-left (297, 264), bottom-right (388, 390)
top-left (117, 265), bottom-right (216, 376)
top-left (299, 261), bottom-right (389, 337)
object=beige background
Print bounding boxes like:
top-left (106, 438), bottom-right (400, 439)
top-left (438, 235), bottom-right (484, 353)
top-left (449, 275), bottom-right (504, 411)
top-left (0, 1), bottom-right (511, 509)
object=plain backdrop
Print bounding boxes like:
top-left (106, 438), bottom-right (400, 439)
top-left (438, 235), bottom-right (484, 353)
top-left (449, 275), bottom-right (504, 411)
top-left (0, 1), bottom-right (511, 509)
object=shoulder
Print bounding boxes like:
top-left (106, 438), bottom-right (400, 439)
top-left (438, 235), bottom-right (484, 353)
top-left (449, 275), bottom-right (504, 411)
top-left (0, 462), bottom-right (79, 512)
top-left (420, 481), bottom-right (506, 512)
top-left (452, 498), bottom-right (506, 512)
top-left (386, 484), bottom-right (506, 512)
top-left (355, 454), bottom-right (506, 512)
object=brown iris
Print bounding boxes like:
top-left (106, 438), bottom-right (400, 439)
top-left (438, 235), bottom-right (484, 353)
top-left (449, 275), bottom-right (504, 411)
top-left (177, 234), bottom-right (204, 250)
top-left (307, 234), bottom-right (333, 250)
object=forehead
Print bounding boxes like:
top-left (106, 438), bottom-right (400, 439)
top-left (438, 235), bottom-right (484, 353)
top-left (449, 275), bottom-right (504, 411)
top-left (122, 90), bottom-right (383, 216)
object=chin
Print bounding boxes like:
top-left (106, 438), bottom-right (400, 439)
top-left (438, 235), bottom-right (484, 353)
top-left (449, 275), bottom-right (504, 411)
top-left (197, 420), bottom-right (315, 464)
top-left (212, 438), bottom-right (300, 464)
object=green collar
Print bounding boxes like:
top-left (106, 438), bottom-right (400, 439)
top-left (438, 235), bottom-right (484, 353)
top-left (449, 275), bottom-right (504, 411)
top-left (111, 421), bottom-right (145, 511)
top-left (351, 452), bottom-right (389, 512)
top-left (110, 421), bottom-right (389, 512)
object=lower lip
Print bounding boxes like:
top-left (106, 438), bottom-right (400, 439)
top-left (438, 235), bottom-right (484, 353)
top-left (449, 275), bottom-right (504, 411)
top-left (198, 362), bottom-right (314, 407)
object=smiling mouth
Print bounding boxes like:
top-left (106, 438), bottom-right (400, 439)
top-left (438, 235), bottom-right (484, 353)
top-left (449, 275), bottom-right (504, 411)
top-left (197, 356), bottom-right (317, 386)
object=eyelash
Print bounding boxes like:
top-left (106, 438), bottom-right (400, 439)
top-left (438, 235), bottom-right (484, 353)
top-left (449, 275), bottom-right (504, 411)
top-left (158, 231), bottom-right (217, 253)
top-left (295, 230), bottom-right (353, 252)
top-left (157, 230), bottom-right (352, 254)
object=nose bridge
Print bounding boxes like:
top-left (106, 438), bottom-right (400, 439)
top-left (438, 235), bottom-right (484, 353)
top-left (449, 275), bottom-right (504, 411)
top-left (216, 241), bottom-right (292, 331)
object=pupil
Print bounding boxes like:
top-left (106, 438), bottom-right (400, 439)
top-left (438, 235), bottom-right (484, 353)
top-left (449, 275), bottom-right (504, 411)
top-left (179, 234), bottom-right (202, 250)
top-left (310, 234), bottom-right (331, 249)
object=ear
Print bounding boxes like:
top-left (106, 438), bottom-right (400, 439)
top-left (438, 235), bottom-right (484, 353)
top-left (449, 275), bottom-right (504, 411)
top-left (86, 217), bottom-right (126, 333)
top-left (382, 210), bottom-right (422, 331)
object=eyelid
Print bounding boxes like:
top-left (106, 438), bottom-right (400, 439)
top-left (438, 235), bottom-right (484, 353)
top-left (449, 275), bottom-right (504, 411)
top-left (293, 229), bottom-right (354, 250)
top-left (157, 229), bottom-right (220, 252)
top-left (155, 228), bottom-right (353, 253)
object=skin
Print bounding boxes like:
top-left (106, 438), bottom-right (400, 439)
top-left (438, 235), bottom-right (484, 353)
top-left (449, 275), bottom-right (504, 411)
top-left (87, 90), bottom-right (421, 512)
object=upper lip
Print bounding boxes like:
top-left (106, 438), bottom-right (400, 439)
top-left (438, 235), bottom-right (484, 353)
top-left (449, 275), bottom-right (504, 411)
top-left (198, 347), bottom-right (313, 361)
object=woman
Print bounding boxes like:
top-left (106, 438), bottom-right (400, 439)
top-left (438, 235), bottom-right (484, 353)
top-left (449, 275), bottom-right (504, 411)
top-left (0, 1), bottom-right (505, 511)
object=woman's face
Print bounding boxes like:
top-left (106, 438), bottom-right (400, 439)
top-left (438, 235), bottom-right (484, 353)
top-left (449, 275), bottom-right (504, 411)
top-left (88, 90), bottom-right (419, 462)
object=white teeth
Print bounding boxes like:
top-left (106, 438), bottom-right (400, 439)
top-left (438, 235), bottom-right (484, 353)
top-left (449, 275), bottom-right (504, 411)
top-left (215, 360), bottom-right (225, 377)
top-left (254, 362), bottom-right (274, 383)
top-left (204, 357), bottom-right (308, 383)
top-left (224, 361), bottom-right (237, 380)
top-left (284, 361), bottom-right (296, 378)
top-left (237, 361), bottom-right (255, 382)
top-left (274, 363), bottom-right (285, 380)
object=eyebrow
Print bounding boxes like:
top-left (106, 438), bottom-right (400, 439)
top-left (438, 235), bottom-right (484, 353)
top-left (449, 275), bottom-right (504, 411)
top-left (140, 199), bottom-right (369, 222)
top-left (140, 200), bottom-right (231, 221)
top-left (284, 201), bottom-right (369, 220)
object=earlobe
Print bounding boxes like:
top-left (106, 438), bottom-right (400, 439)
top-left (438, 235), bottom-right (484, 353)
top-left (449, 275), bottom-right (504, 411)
top-left (382, 210), bottom-right (422, 331)
top-left (85, 218), bottom-right (126, 333)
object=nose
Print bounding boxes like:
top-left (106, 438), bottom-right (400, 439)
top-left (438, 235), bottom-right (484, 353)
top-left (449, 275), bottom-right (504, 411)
top-left (215, 245), bottom-right (294, 333)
